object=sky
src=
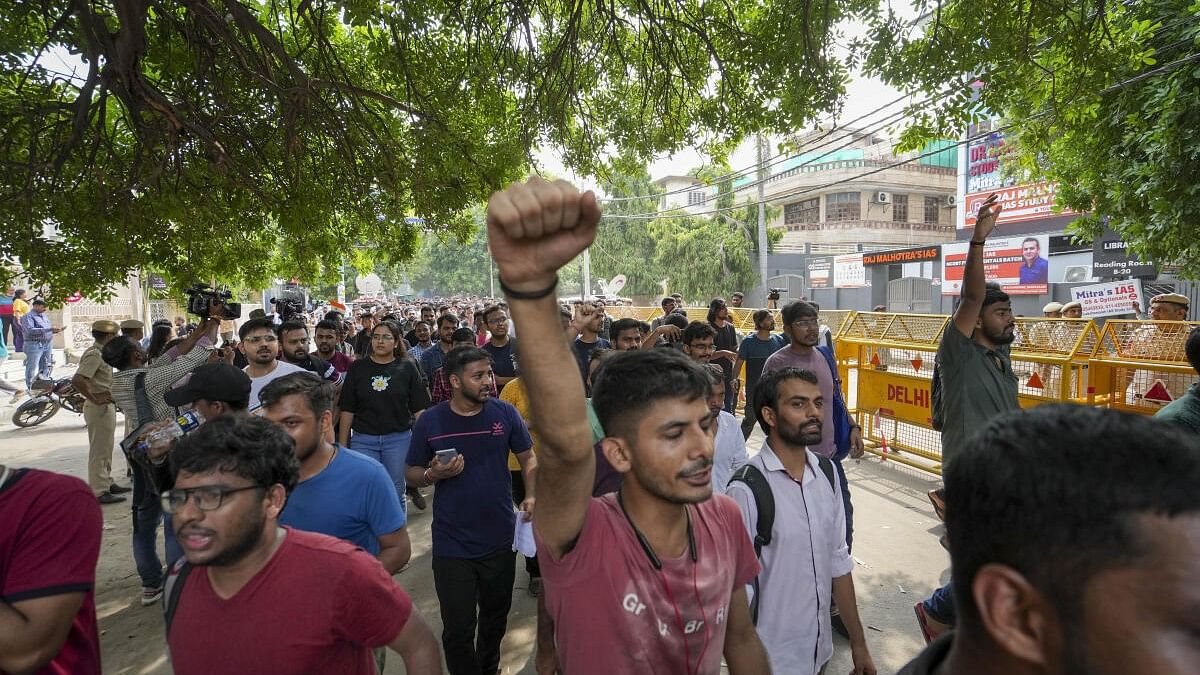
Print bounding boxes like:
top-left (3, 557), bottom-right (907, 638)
top-left (532, 2), bottom-right (921, 195)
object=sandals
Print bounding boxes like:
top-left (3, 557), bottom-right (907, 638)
top-left (928, 488), bottom-right (946, 522)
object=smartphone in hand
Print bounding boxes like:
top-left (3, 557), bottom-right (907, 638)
top-left (436, 449), bottom-right (459, 465)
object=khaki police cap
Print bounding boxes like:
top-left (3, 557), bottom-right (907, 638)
top-left (92, 319), bottom-right (119, 334)
top-left (1061, 301), bottom-right (1082, 312)
top-left (1150, 293), bottom-right (1189, 307)
top-left (1042, 302), bottom-right (1063, 313)
top-left (120, 319), bottom-right (144, 330)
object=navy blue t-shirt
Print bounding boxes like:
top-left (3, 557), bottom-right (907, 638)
top-left (278, 446), bottom-right (406, 556)
top-left (407, 399), bottom-right (534, 559)
top-left (738, 333), bottom-right (788, 387)
top-left (481, 339), bottom-right (518, 389)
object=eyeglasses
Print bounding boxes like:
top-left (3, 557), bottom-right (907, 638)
top-left (243, 335), bottom-right (277, 344)
top-left (790, 319), bottom-right (819, 328)
top-left (161, 485), bottom-right (261, 513)
top-left (371, 333), bottom-right (396, 341)
top-left (487, 317), bottom-right (508, 325)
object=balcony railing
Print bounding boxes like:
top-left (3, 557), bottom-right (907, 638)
top-left (777, 219), bottom-right (954, 233)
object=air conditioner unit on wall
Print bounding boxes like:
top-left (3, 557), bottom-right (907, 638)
top-left (1062, 266), bottom-right (1090, 283)
top-left (872, 191), bottom-right (892, 204)
top-left (944, 195), bottom-right (957, 208)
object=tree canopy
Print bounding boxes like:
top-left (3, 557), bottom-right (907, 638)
top-left (1, 0), bottom-right (874, 298)
top-left (859, 0), bottom-right (1200, 273)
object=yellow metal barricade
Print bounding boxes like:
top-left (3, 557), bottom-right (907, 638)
top-left (835, 312), bottom-right (1102, 475)
top-left (1086, 320), bottom-right (1198, 415)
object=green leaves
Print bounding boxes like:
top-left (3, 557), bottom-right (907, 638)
top-left (1, 0), bottom-right (864, 298)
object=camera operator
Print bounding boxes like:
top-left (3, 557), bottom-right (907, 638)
top-left (101, 309), bottom-right (222, 607)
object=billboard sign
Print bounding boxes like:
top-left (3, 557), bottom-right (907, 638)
top-left (833, 253), bottom-right (868, 288)
top-left (1071, 279), bottom-right (1144, 318)
top-left (862, 245), bottom-right (941, 267)
top-left (961, 123), bottom-right (1073, 229)
top-left (807, 257), bottom-right (832, 288)
top-left (1092, 227), bottom-right (1157, 278)
top-left (942, 235), bottom-right (1050, 296)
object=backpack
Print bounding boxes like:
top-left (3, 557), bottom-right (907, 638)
top-left (162, 558), bottom-right (194, 635)
top-left (729, 456), bottom-right (836, 625)
top-left (816, 346), bottom-right (852, 461)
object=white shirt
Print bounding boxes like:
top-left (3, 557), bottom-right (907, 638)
top-left (712, 410), bottom-right (749, 491)
top-left (245, 360), bottom-right (307, 413)
top-left (726, 441), bottom-right (853, 675)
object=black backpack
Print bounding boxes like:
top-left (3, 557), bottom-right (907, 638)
top-left (729, 455), bottom-right (836, 624)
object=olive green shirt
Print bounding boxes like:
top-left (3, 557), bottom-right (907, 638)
top-left (76, 343), bottom-right (113, 394)
top-left (935, 325), bottom-right (1020, 466)
top-left (1155, 383), bottom-right (1200, 434)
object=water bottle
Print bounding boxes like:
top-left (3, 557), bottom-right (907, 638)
top-left (137, 410), bottom-right (205, 453)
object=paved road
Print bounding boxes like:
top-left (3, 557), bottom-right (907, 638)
top-left (1, 388), bottom-right (948, 674)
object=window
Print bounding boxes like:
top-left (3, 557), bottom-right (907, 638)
top-left (784, 198), bottom-right (820, 225)
top-left (688, 190), bottom-right (706, 206)
top-left (892, 194), bottom-right (908, 222)
top-left (924, 196), bottom-right (942, 224)
top-left (825, 192), bottom-right (861, 221)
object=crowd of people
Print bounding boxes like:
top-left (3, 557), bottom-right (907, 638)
top-left (3, 180), bottom-right (1200, 675)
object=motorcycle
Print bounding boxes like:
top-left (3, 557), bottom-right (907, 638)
top-left (11, 376), bottom-right (87, 428)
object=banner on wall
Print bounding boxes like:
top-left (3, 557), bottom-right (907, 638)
top-left (862, 245), bottom-right (941, 267)
top-left (942, 235), bottom-right (1050, 296)
top-left (1071, 279), bottom-right (1143, 318)
top-left (833, 253), bottom-right (868, 288)
top-left (807, 257), bottom-right (832, 288)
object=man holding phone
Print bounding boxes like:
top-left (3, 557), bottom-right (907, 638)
top-left (405, 345), bottom-right (535, 675)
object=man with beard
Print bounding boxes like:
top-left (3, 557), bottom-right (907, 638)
top-left (420, 314), bottom-right (460, 387)
top-left (239, 318), bottom-right (306, 413)
top-left (403, 305), bottom-right (436, 347)
top-left (405, 346), bottom-right (535, 675)
top-left (480, 305), bottom-right (517, 394)
top-left (312, 319), bottom-right (353, 376)
top-left (899, 405), bottom-right (1200, 675)
top-left (485, 176), bottom-right (768, 674)
top-left (727, 368), bottom-right (876, 675)
top-left (607, 317), bottom-right (643, 351)
top-left (406, 320), bottom-right (435, 362)
top-left (570, 301), bottom-right (610, 381)
top-left (261, 373), bottom-right (410, 573)
top-left (353, 311), bottom-right (378, 359)
top-left (162, 416), bottom-right (441, 674)
top-left (916, 195), bottom-right (1013, 643)
top-left (276, 321), bottom-right (341, 384)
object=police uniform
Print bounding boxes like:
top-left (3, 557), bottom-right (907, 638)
top-left (79, 320), bottom-right (122, 496)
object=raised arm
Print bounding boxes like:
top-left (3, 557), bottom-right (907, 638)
top-left (953, 195), bottom-right (1004, 337)
top-left (487, 177), bottom-right (601, 557)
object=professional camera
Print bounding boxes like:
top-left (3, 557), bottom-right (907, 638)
top-left (768, 288), bottom-right (784, 301)
top-left (184, 285), bottom-right (241, 320)
top-left (270, 288), bottom-right (306, 323)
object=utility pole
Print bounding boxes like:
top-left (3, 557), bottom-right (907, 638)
top-left (581, 249), bottom-right (591, 301)
top-left (756, 133), bottom-right (769, 306)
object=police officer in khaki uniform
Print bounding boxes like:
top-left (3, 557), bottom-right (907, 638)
top-left (120, 318), bottom-right (145, 344)
top-left (72, 319), bottom-right (129, 504)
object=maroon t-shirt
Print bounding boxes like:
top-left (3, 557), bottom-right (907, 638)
top-left (0, 469), bottom-right (103, 675)
top-left (168, 528), bottom-right (412, 675)
top-left (536, 493), bottom-right (760, 674)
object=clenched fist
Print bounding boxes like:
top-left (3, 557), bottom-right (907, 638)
top-left (486, 177), bottom-right (602, 293)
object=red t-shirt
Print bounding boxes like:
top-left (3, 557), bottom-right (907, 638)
top-left (536, 493), bottom-right (760, 675)
top-left (0, 469), bottom-right (103, 675)
top-left (168, 528), bottom-right (412, 675)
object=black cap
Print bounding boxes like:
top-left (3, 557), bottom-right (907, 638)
top-left (164, 363), bottom-right (252, 407)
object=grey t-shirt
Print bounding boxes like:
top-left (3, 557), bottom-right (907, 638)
top-left (935, 326), bottom-right (1020, 466)
top-left (761, 347), bottom-right (837, 459)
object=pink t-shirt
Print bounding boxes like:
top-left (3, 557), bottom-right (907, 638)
top-left (537, 493), bottom-right (760, 675)
top-left (168, 529), bottom-right (412, 675)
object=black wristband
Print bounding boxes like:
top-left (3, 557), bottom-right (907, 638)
top-left (970, 240), bottom-right (985, 246)
top-left (499, 275), bottom-right (559, 301)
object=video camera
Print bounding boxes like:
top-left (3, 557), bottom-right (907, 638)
top-left (270, 288), bottom-right (306, 323)
top-left (184, 285), bottom-right (241, 320)
top-left (768, 288), bottom-right (784, 301)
